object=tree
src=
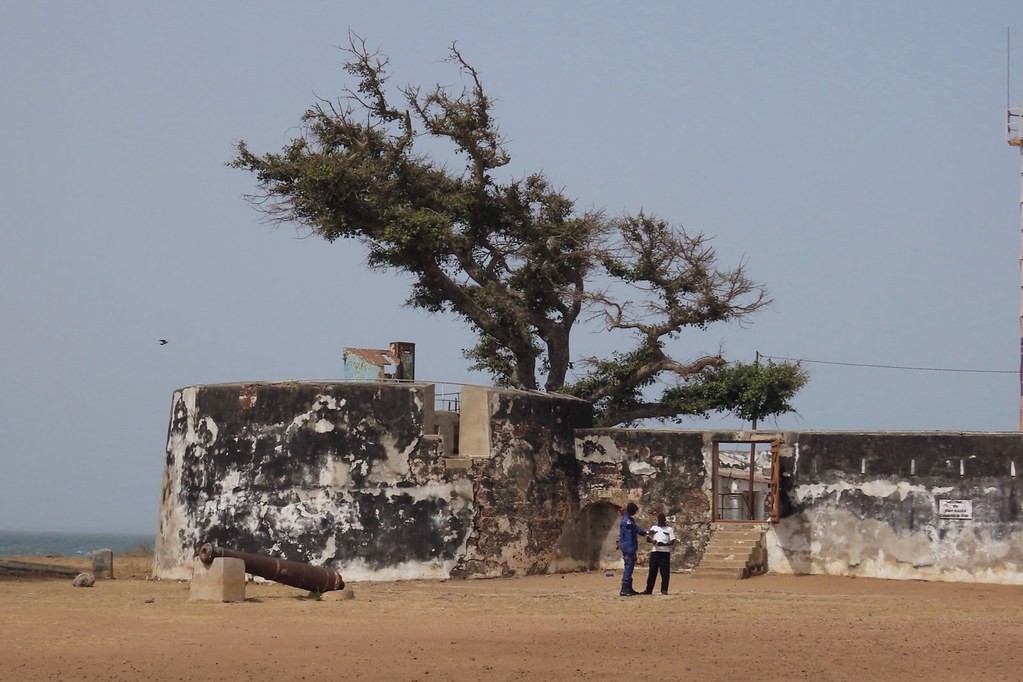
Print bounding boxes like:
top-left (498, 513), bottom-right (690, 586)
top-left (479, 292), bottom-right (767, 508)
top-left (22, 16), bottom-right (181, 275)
top-left (231, 34), bottom-right (807, 427)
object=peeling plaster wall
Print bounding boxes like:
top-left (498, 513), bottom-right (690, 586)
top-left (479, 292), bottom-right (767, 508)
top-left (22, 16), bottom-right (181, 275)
top-left (156, 382), bottom-right (593, 583)
top-left (451, 388), bottom-right (593, 579)
top-left (571, 429), bottom-right (1023, 584)
top-left (571, 429), bottom-right (711, 571)
top-left (155, 382), bottom-right (473, 581)
top-left (769, 432), bottom-right (1023, 584)
top-left (157, 382), bottom-right (1023, 585)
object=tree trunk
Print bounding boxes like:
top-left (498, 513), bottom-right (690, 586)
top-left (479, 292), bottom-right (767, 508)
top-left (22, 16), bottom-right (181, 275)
top-left (543, 330), bottom-right (571, 392)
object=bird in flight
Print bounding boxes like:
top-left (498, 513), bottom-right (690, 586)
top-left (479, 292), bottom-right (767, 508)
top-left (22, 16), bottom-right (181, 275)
top-left (159, 339), bottom-right (168, 345)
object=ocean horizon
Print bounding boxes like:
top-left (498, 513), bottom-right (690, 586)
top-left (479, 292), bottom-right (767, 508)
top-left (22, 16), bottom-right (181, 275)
top-left (0, 529), bottom-right (155, 558)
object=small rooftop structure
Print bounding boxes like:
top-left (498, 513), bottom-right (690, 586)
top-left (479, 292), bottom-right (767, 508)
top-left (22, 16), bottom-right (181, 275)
top-left (343, 341), bottom-right (416, 382)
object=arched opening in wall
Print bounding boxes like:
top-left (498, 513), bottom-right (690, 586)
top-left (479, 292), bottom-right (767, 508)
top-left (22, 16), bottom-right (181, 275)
top-left (712, 440), bottom-right (780, 522)
top-left (551, 501), bottom-right (622, 572)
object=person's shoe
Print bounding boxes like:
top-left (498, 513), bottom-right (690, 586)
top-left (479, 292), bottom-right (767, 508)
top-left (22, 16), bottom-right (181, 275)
top-left (640, 590), bottom-right (653, 595)
top-left (660, 591), bottom-right (668, 595)
top-left (619, 589), bottom-right (635, 597)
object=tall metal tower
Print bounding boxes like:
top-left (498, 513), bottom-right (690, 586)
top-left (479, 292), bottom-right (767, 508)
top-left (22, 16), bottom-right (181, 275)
top-left (1008, 104), bottom-right (1023, 430)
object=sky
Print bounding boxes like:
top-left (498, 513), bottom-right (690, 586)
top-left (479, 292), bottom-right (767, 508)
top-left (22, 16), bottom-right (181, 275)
top-left (2, 1), bottom-right (1022, 534)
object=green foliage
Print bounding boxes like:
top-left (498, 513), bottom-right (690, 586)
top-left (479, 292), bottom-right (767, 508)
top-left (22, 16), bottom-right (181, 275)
top-left (561, 345), bottom-right (665, 418)
top-left (564, 353), bottom-right (806, 427)
top-left (660, 361), bottom-right (809, 425)
top-left (231, 34), bottom-right (809, 426)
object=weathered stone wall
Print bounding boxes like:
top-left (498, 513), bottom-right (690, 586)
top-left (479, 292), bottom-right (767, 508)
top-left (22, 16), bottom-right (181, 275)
top-left (771, 431), bottom-right (1023, 584)
top-left (570, 429), bottom-right (712, 571)
top-left (155, 380), bottom-right (1023, 585)
top-left (451, 388), bottom-right (593, 578)
top-left (570, 429), bottom-right (1023, 584)
top-left (155, 382), bottom-right (594, 583)
top-left (155, 381), bottom-right (473, 581)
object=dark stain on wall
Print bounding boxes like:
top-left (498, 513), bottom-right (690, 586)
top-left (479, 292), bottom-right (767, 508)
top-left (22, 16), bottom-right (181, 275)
top-left (352, 491), bottom-right (467, 565)
top-left (159, 382), bottom-right (472, 574)
top-left (159, 382), bottom-right (1023, 583)
top-left (771, 431), bottom-right (1023, 580)
top-left (786, 433), bottom-right (1023, 524)
top-left (792, 433), bottom-right (1018, 477)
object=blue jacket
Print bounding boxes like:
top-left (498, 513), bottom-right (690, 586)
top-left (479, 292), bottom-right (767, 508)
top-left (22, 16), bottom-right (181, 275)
top-left (619, 512), bottom-right (647, 554)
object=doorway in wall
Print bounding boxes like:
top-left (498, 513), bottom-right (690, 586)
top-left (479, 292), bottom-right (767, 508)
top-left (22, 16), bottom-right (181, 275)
top-left (711, 440), bottom-right (780, 522)
top-left (551, 501), bottom-right (622, 571)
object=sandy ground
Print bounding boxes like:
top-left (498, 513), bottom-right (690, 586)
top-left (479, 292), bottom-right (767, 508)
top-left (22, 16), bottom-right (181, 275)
top-left (2, 556), bottom-right (1021, 682)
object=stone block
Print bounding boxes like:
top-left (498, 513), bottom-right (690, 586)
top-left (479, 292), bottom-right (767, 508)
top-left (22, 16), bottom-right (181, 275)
top-left (92, 548), bottom-right (113, 579)
top-left (72, 572), bottom-right (96, 587)
top-left (189, 557), bottom-right (246, 602)
top-left (443, 457), bottom-right (473, 471)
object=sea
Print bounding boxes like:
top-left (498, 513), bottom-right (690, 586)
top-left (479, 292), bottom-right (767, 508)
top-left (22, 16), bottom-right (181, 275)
top-left (0, 530), bottom-right (155, 558)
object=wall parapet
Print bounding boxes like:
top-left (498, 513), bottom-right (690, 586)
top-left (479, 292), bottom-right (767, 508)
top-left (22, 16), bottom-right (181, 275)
top-left (769, 431), bottom-right (1023, 584)
top-left (156, 380), bottom-right (1023, 585)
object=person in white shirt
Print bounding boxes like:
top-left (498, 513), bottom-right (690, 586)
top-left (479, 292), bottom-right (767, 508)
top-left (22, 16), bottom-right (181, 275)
top-left (641, 513), bottom-right (676, 595)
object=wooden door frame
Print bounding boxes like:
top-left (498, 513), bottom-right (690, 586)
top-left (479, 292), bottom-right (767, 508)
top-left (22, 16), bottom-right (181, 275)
top-left (710, 437), bottom-right (783, 523)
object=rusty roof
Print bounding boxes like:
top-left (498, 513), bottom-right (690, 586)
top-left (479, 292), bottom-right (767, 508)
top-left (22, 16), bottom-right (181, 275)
top-left (344, 347), bottom-right (397, 367)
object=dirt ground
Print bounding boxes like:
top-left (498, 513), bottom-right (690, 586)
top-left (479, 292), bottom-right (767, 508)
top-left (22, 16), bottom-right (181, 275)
top-left (2, 556), bottom-right (1021, 682)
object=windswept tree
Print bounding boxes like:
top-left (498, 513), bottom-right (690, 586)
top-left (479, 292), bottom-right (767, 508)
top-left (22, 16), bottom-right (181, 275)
top-left (231, 34), bottom-right (807, 427)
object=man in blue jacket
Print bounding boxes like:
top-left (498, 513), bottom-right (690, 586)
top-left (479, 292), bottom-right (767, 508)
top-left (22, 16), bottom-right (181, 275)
top-left (618, 502), bottom-right (647, 596)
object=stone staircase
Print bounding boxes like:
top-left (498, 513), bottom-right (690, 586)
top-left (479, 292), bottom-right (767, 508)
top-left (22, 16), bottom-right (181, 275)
top-left (691, 523), bottom-right (768, 579)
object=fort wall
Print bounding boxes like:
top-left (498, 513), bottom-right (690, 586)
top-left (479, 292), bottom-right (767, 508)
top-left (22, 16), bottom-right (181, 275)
top-left (155, 381), bottom-right (1023, 584)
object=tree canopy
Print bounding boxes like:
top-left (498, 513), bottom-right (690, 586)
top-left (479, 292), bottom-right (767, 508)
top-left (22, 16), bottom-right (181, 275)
top-left (231, 34), bottom-right (807, 427)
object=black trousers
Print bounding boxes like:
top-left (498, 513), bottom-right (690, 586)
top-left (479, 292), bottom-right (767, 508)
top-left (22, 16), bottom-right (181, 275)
top-left (645, 551), bottom-right (671, 594)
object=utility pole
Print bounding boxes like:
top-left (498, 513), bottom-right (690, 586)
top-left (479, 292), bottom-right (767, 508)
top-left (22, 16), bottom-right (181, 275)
top-left (1007, 28), bottom-right (1023, 431)
top-left (1008, 105), bottom-right (1023, 430)
top-left (748, 350), bottom-right (760, 519)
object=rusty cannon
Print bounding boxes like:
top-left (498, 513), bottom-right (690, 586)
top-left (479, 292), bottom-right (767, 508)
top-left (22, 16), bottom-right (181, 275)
top-left (197, 543), bottom-right (345, 594)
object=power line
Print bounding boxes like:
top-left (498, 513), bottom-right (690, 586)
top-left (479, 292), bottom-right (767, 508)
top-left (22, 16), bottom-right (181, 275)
top-left (759, 353), bottom-right (1017, 375)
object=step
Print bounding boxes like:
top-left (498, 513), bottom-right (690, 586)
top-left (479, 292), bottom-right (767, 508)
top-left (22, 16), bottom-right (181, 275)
top-left (709, 530), bottom-right (764, 538)
top-left (691, 524), bottom-right (767, 580)
top-left (691, 567), bottom-right (747, 579)
top-left (703, 544), bottom-right (758, 554)
top-left (709, 535), bottom-right (765, 543)
top-left (706, 539), bottom-right (760, 548)
top-left (698, 559), bottom-right (750, 571)
top-left (701, 551), bottom-right (753, 563)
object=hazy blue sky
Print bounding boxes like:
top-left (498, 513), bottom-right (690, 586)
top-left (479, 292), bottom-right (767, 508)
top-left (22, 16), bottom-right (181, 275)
top-left (2, 2), bottom-right (1021, 533)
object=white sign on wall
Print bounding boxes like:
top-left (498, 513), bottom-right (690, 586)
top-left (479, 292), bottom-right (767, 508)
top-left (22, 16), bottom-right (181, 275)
top-left (938, 499), bottom-right (973, 520)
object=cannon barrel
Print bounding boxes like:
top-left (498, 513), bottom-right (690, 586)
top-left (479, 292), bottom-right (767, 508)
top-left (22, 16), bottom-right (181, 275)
top-left (197, 543), bottom-right (344, 593)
